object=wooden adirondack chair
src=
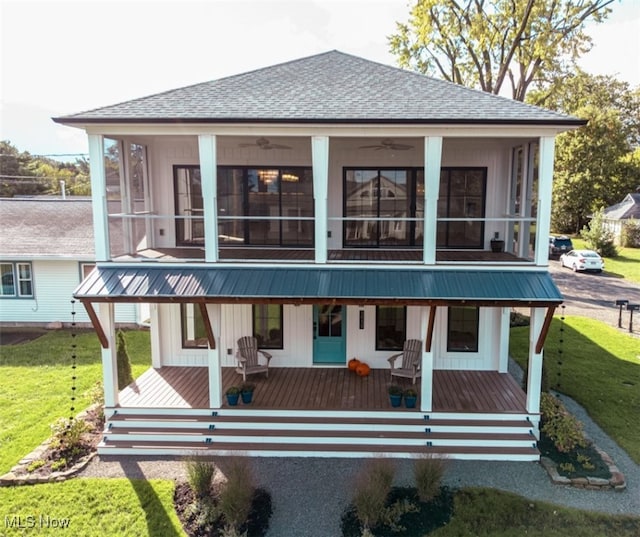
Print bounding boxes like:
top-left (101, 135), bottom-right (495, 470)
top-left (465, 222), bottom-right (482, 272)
top-left (387, 339), bottom-right (423, 384)
top-left (235, 336), bottom-right (273, 382)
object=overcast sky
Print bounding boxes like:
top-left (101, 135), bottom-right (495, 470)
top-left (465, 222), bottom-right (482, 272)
top-left (1, 0), bottom-right (639, 158)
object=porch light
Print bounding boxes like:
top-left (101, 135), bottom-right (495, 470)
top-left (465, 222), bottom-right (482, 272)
top-left (258, 169), bottom-right (279, 184)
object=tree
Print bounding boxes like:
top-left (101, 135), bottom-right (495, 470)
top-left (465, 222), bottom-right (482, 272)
top-left (116, 330), bottom-right (134, 390)
top-left (389, 0), bottom-right (614, 101)
top-left (580, 207), bottom-right (617, 257)
top-left (536, 72), bottom-right (640, 232)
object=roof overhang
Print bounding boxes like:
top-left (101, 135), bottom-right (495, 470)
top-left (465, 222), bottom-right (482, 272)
top-left (74, 266), bottom-right (563, 307)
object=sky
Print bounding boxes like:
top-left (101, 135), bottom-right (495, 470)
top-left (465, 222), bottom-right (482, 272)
top-left (1, 0), bottom-right (639, 159)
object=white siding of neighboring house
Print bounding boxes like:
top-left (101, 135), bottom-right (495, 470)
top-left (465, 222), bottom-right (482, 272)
top-left (0, 260), bottom-right (138, 325)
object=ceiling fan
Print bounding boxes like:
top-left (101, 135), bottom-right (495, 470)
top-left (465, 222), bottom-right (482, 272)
top-left (358, 138), bottom-right (414, 151)
top-left (239, 137), bottom-right (292, 150)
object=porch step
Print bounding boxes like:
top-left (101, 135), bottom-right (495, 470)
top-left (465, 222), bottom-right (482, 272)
top-left (99, 410), bottom-right (539, 460)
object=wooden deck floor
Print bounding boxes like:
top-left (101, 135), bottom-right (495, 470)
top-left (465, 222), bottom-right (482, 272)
top-left (118, 367), bottom-right (527, 414)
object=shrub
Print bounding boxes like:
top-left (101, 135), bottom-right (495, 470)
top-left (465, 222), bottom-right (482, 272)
top-left (540, 393), bottom-right (587, 453)
top-left (185, 457), bottom-right (216, 498)
top-left (51, 458), bottom-right (68, 471)
top-left (116, 330), bottom-right (134, 390)
top-left (26, 459), bottom-right (45, 473)
top-left (50, 417), bottom-right (90, 453)
top-left (621, 219), bottom-right (640, 247)
top-left (414, 455), bottom-right (448, 502)
top-left (218, 457), bottom-right (255, 535)
top-left (351, 458), bottom-right (395, 532)
top-left (580, 208), bottom-right (617, 257)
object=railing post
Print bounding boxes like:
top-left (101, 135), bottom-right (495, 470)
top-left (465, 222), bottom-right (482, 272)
top-left (88, 134), bottom-right (110, 261)
top-left (312, 136), bottom-right (329, 263)
top-left (535, 136), bottom-right (555, 266)
top-left (198, 135), bottom-right (219, 263)
top-left (423, 137), bottom-right (442, 265)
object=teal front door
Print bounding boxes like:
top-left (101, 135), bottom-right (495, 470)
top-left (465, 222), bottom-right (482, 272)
top-left (313, 305), bottom-right (346, 364)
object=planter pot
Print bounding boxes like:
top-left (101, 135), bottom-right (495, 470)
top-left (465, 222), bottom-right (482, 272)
top-left (241, 391), bottom-right (254, 404)
top-left (389, 394), bottom-right (402, 407)
top-left (404, 396), bottom-right (417, 409)
top-left (490, 239), bottom-right (505, 253)
top-left (226, 393), bottom-right (240, 406)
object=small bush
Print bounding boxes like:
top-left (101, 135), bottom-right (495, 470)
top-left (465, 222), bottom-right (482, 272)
top-left (414, 455), bottom-right (447, 502)
top-left (185, 457), bottom-right (216, 498)
top-left (116, 330), bottom-right (134, 390)
top-left (50, 417), bottom-right (90, 453)
top-left (351, 458), bottom-right (396, 532)
top-left (218, 457), bottom-right (255, 534)
top-left (51, 458), bottom-right (67, 471)
top-left (540, 393), bottom-right (587, 453)
top-left (580, 208), bottom-right (617, 257)
top-left (621, 220), bottom-right (640, 247)
top-left (26, 459), bottom-right (45, 473)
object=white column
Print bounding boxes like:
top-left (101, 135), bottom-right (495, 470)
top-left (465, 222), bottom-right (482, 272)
top-left (312, 136), bottom-right (329, 263)
top-left (420, 307), bottom-right (434, 412)
top-left (207, 304), bottom-right (223, 408)
top-left (198, 135), bottom-right (219, 262)
top-left (525, 307), bottom-right (546, 414)
top-left (88, 134), bottom-right (110, 261)
top-left (149, 303), bottom-right (162, 368)
top-left (498, 307), bottom-right (511, 372)
top-left (534, 136), bottom-right (556, 266)
top-left (98, 303), bottom-right (118, 407)
top-left (423, 137), bottom-right (443, 264)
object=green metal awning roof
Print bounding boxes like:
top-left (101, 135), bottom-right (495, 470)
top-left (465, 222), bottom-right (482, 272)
top-left (74, 266), bottom-right (563, 306)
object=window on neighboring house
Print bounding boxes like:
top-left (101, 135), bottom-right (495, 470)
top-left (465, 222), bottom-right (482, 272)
top-left (174, 165), bottom-right (314, 247)
top-left (447, 307), bottom-right (479, 352)
top-left (181, 303), bottom-right (208, 348)
top-left (80, 263), bottom-right (96, 279)
top-left (253, 304), bottom-right (283, 349)
top-left (375, 306), bottom-right (406, 351)
top-left (437, 168), bottom-right (487, 248)
top-left (1, 262), bottom-right (33, 297)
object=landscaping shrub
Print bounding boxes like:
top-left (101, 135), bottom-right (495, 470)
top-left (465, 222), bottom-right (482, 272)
top-left (580, 208), bottom-right (617, 257)
top-left (218, 457), bottom-right (256, 536)
top-left (621, 220), bottom-right (640, 247)
top-left (186, 457), bottom-right (216, 498)
top-left (116, 329), bottom-right (134, 389)
top-left (414, 455), bottom-right (448, 502)
top-left (351, 458), bottom-right (396, 533)
top-left (540, 392), bottom-right (587, 453)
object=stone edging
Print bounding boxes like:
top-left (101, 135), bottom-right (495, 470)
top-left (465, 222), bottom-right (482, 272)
top-left (0, 407), bottom-right (99, 487)
top-left (540, 445), bottom-right (626, 491)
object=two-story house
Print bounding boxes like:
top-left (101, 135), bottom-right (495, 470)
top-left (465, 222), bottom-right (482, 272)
top-left (54, 51), bottom-right (583, 460)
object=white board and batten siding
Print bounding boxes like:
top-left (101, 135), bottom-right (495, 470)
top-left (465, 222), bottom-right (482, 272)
top-left (0, 260), bottom-right (138, 325)
top-left (156, 304), bottom-right (503, 371)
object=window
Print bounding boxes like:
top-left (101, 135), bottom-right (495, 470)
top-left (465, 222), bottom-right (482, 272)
top-left (174, 165), bottom-right (314, 247)
top-left (181, 303), bottom-right (208, 348)
top-left (1, 262), bottom-right (33, 297)
top-left (80, 263), bottom-right (96, 279)
top-left (376, 306), bottom-right (406, 351)
top-left (344, 169), bottom-right (416, 247)
top-left (253, 305), bottom-right (283, 349)
top-left (437, 168), bottom-right (487, 248)
top-left (447, 307), bottom-right (479, 352)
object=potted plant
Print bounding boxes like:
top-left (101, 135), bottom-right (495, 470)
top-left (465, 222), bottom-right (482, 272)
top-left (490, 231), bottom-right (505, 253)
top-left (403, 388), bottom-right (418, 408)
top-left (225, 386), bottom-right (240, 406)
top-left (240, 382), bottom-right (255, 404)
top-left (388, 385), bottom-right (403, 407)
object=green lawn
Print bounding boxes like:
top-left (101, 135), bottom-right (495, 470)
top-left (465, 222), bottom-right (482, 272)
top-left (510, 316), bottom-right (640, 463)
top-left (0, 329), bottom-right (151, 474)
top-left (0, 478), bottom-right (185, 536)
top-left (570, 238), bottom-right (640, 284)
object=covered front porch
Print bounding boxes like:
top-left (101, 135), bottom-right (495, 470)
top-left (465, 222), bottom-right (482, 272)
top-left (118, 366), bottom-right (528, 414)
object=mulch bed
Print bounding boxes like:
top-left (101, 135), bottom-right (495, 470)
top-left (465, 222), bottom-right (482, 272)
top-left (539, 433), bottom-right (611, 479)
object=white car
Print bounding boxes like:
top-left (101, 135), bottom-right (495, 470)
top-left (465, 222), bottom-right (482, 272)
top-left (559, 249), bottom-right (604, 273)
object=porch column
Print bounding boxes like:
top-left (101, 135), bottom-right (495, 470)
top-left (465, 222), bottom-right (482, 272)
top-left (149, 303), bottom-right (162, 368)
top-left (498, 307), bottom-right (511, 373)
top-left (98, 302), bottom-right (118, 407)
top-left (420, 306), bottom-right (434, 411)
top-left (525, 307), bottom-right (546, 415)
top-left (312, 136), bottom-right (329, 263)
top-left (198, 135), bottom-right (219, 263)
top-left (534, 136), bottom-right (556, 266)
top-left (423, 136), bottom-right (443, 265)
top-left (207, 303), bottom-right (223, 408)
top-left (87, 134), bottom-right (110, 261)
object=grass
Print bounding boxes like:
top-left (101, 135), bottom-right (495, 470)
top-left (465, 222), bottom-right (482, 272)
top-left (510, 316), bottom-right (640, 464)
top-left (569, 238), bottom-right (640, 284)
top-left (0, 478), bottom-right (185, 536)
top-left (0, 329), bottom-right (151, 474)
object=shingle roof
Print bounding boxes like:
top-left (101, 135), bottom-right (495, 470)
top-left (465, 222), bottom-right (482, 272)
top-left (603, 193), bottom-right (640, 221)
top-left (0, 198), bottom-right (95, 258)
top-left (54, 50), bottom-right (582, 126)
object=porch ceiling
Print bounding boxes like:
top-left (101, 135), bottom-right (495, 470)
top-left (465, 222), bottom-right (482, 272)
top-left (74, 266), bottom-right (562, 307)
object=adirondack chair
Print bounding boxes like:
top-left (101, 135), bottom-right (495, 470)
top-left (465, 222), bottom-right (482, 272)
top-left (387, 339), bottom-right (423, 384)
top-left (235, 336), bottom-right (273, 382)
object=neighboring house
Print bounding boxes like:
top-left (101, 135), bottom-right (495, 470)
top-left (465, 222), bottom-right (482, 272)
top-left (0, 197), bottom-right (141, 326)
top-left (602, 193), bottom-right (640, 245)
top-left (54, 51), bottom-right (584, 459)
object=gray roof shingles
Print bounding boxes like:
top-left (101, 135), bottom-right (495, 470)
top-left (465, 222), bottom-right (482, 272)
top-left (604, 193), bottom-right (640, 221)
top-left (54, 50), bottom-right (581, 126)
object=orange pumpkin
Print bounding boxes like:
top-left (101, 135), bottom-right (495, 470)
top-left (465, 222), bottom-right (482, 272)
top-left (356, 362), bottom-right (371, 377)
top-left (348, 358), bottom-right (360, 371)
